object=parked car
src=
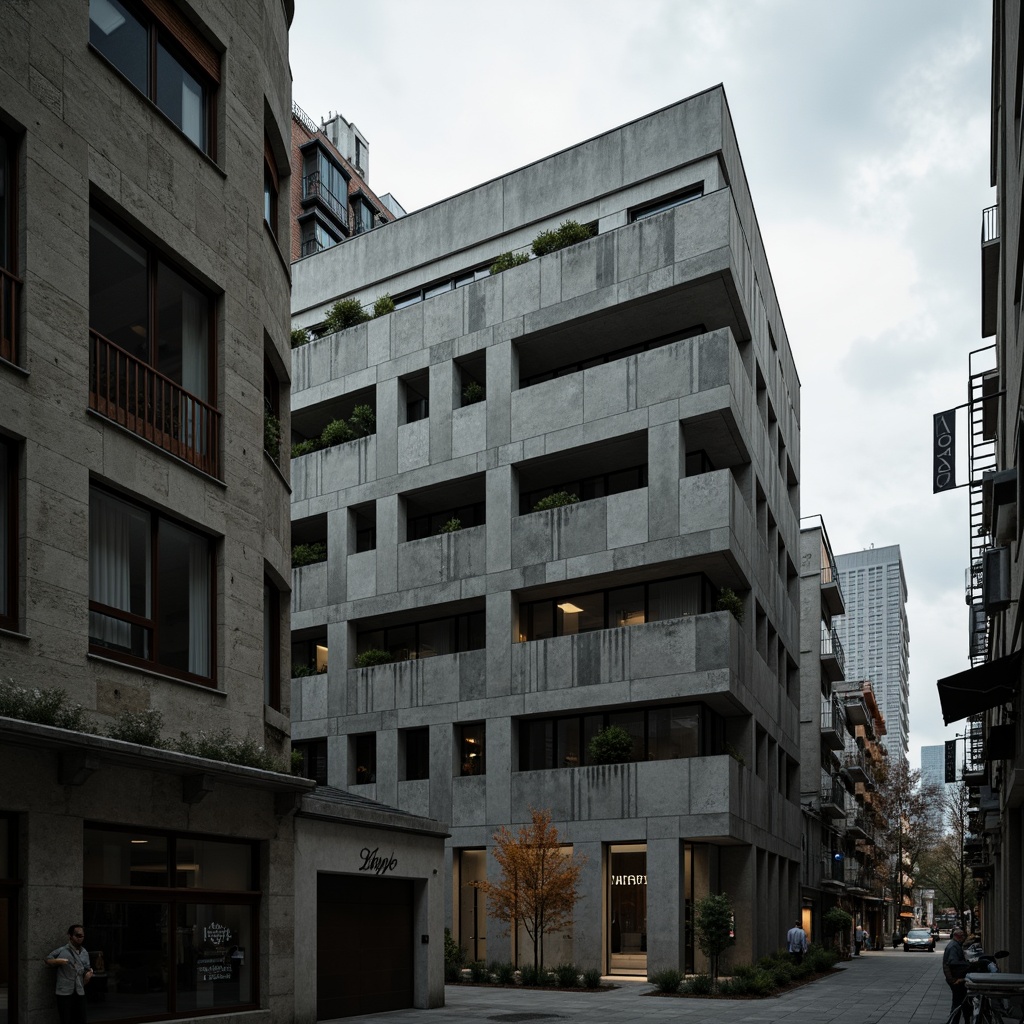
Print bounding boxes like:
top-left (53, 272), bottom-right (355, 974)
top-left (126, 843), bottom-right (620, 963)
top-left (904, 927), bottom-right (936, 952)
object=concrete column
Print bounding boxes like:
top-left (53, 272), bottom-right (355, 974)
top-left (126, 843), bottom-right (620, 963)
top-left (376, 727), bottom-right (398, 808)
top-left (326, 507), bottom-right (349, 602)
top-left (326, 619), bottom-right (352, 719)
top-left (485, 590), bottom-right (512, 699)
top-left (648, 420), bottom-right (684, 540)
top-left (429, 721), bottom-right (453, 826)
top-left (429, 360), bottom-right (455, 464)
top-left (721, 844), bottom-right (755, 968)
top-left (486, 464), bottom-right (514, 573)
top-left (486, 335), bottom-right (515, 448)
top-left (646, 836), bottom-right (684, 975)
top-left (376, 493), bottom-right (402, 595)
top-left (573, 841), bottom-right (605, 972)
top-left (376, 375), bottom-right (399, 479)
top-left (485, 714), bottom-right (512, 829)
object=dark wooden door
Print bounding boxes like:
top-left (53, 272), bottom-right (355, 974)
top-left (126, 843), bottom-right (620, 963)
top-left (316, 873), bottom-right (413, 1019)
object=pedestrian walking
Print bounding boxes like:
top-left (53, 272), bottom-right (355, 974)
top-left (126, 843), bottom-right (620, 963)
top-left (45, 924), bottom-right (94, 1024)
top-left (786, 919), bottom-right (808, 965)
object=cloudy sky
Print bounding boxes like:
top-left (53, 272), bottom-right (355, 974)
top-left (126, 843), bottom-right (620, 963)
top-left (289, 0), bottom-right (994, 769)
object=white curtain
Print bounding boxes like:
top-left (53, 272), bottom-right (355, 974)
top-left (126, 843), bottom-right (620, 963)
top-left (180, 286), bottom-right (208, 453)
top-left (180, 74), bottom-right (203, 148)
top-left (187, 531), bottom-right (210, 676)
top-left (89, 490), bottom-right (147, 649)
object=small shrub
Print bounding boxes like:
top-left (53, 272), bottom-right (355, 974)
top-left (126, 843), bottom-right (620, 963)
top-left (321, 418), bottom-right (354, 448)
top-left (0, 679), bottom-right (95, 732)
top-left (532, 490), bottom-right (579, 512)
top-left (553, 962), bottom-right (579, 988)
top-left (805, 943), bottom-right (838, 972)
top-left (494, 961), bottom-right (516, 985)
top-left (468, 960), bottom-right (490, 983)
top-left (724, 742), bottom-right (747, 766)
top-left (581, 966), bottom-right (602, 989)
top-left (290, 327), bottom-right (311, 348)
top-left (355, 648), bottom-right (392, 668)
top-left (532, 219), bottom-right (595, 257)
top-left (750, 968), bottom-right (777, 995)
top-left (519, 964), bottom-right (549, 987)
top-left (462, 380), bottom-right (486, 404)
top-left (717, 976), bottom-right (744, 996)
top-left (438, 518), bottom-right (462, 534)
top-left (686, 973), bottom-right (713, 995)
top-left (292, 542), bottom-right (327, 568)
top-left (349, 404), bottom-right (376, 438)
top-left (489, 250), bottom-right (530, 274)
top-left (588, 724), bottom-right (634, 765)
top-left (320, 297), bottom-right (370, 335)
top-left (291, 439), bottom-right (319, 459)
top-left (733, 964), bottom-right (758, 981)
top-left (650, 967), bottom-right (683, 993)
top-left (372, 293), bottom-right (395, 318)
top-left (107, 708), bottom-right (163, 746)
top-left (716, 586), bottom-right (744, 622)
top-left (291, 664), bottom-right (316, 678)
top-left (173, 729), bottom-right (289, 772)
top-left (264, 410), bottom-right (281, 465)
top-left (290, 749), bottom-right (304, 774)
top-left (443, 928), bottom-right (464, 984)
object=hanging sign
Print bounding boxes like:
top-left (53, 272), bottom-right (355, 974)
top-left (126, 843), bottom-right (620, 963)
top-left (933, 410), bottom-right (956, 492)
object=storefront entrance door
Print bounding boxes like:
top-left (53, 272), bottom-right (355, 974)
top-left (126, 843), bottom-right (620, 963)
top-left (608, 844), bottom-right (647, 975)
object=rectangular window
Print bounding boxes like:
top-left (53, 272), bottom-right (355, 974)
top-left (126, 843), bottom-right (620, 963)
top-left (263, 578), bottom-right (280, 710)
top-left (294, 739), bottom-right (327, 786)
top-left (630, 185), bottom-right (704, 222)
top-left (301, 145), bottom-right (349, 227)
top-left (83, 825), bottom-right (257, 1022)
top-left (0, 438), bottom-right (15, 631)
top-left (404, 727), bottom-right (429, 781)
top-left (263, 136), bottom-right (278, 238)
top-left (0, 129), bottom-right (19, 364)
top-left (353, 733), bottom-right (376, 784)
top-left (89, 207), bottom-right (219, 476)
top-left (88, 486), bottom-right (215, 683)
top-left (355, 610), bottom-right (484, 663)
top-left (89, 0), bottom-right (218, 156)
top-left (459, 723), bottom-right (485, 777)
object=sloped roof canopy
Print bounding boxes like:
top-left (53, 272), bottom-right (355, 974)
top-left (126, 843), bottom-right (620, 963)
top-left (936, 651), bottom-right (1021, 726)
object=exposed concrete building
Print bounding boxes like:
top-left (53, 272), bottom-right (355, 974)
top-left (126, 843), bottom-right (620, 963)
top-left (833, 546), bottom-right (910, 759)
top-left (289, 87), bottom-right (805, 975)
top-left (0, 2), bottom-right (443, 1022)
top-left (935, 0), bottom-right (1024, 973)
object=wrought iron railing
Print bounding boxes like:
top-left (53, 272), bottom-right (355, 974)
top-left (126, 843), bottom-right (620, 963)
top-left (291, 100), bottom-right (319, 137)
top-left (821, 693), bottom-right (847, 735)
top-left (302, 172), bottom-right (348, 228)
top-left (0, 265), bottom-right (21, 364)
top-left (821, 621), bottom-right (846, 675)
top-left (89, 330), bottom-right (221, 478)
top-left (982, 204), bottom-right (999, 245)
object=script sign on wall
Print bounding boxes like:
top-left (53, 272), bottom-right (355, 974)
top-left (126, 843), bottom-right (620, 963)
top-left (933, 410), bottom-right (956, 493)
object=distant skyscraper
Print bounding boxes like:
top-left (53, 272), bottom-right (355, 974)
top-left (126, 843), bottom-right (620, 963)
top-left (921, 744), bottom-right (953, 833)
top-left (834, 546), bottom-right (910, 757)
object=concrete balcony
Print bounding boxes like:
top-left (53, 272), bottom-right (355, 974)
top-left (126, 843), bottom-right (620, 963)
top-left (291, 434), bottom-right (376, 505)
top-left (509, 328), bottom-right (741, 444)
top-left (398, 524), bottom-right (486, 590)
top-left (841, 749), bottom-right (874, 788)
top-left (820, 622), bottom-right (845, 682)
top-left (820, 694), bottom-right (847, 751)
top-left (452, 400), bottom-right (487, 458)
top-left (292, 559), bottom-right (328, 614)
top-left (510, 611), bottom-right (738, 704)
top-left (820, 771), bottom-right (845, 819)
top-left (346, 648), bottom-right (486, 715)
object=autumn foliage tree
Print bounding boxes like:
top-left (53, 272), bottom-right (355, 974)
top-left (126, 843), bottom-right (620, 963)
top-left (472, 808), bottom-right (586, 973)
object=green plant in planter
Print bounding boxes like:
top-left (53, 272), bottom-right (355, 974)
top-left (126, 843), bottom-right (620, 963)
top-left (581, 966), bottom-right (602, 989)
top-left (650, 967), bottom-right (683, 993)
top-left (0, 679), bottom-right (95, 732)
top-left (489, 250), bottom-right (530, 274)
top-left (291, 664), bottom-right (317, 678)
top-left (443, 928), bottom-right (465, 983)
top-left (290, 327), bottom-right (311, 347)
top-left (532, 490), bottom-right (579, 512)
top-left (462, 380), bottom-right (485, 405)
top-left (319, 297), bottom-right (370, 335)
top-left (107, 708), bottom-right (164, 746)
top-left (372, 293), bottom-right (395, 318)
top-left (292, 542), bottom-right (327, 567)
top-left (531, 219), bottom-right (595, 257)
top-left (348, 404), bottom-right (376, 438)
top-left (716, 586), bottom-right (744, 623)
top-left (320, 418), bottom-right (354, 448)
top-left (438, 518), bottom-right (462, 534)
top-left (290, 749), bottom-right (304, 774)
top-left (291, 438), bottom-right (319, 459)
top-left (587, 725), bottom-right (633, 765)
top-left (263, 409), bottom-right (281, 465)
top-left (355, 648), bottom-right (392, 668)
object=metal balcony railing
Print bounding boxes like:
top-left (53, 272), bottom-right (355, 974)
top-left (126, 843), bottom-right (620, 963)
top-left (820, 694), bottom-right (847, 748)
top-left (302, 172), bottom-right (348, 228)
top-left (982, 204), bottom-right (999, 245)
top-left (0, 265), bottom-right (21, 364)
top-left (89, 330), bottom-right (221, 478)
top-left (821, 621), bottom-right (846, 675)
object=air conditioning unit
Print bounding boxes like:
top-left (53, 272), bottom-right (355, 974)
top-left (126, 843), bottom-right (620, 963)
top-left (983, 547), bottom-right (1011, 613)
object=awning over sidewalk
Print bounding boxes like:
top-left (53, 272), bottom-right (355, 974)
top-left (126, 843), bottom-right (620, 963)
top-left (937, 650), bottom-right (1022, 725)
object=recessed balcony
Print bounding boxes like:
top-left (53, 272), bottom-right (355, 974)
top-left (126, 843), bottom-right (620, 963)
top-left (820, 622), bottom-right (845, 681)
top-left (820, 771), bottom-right (845, 819)
top-left (820, 694), bottom-right (847, 750)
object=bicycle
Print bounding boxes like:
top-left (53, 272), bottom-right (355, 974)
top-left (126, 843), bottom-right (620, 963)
top-left (952, 971), bottom-right (1024, 1024)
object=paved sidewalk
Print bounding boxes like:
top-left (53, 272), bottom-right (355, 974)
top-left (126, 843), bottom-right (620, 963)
top-left (328, 946), bottom-right (955, 1024)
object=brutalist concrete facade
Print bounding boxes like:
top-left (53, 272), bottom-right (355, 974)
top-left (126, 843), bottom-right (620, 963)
top-left (290, 88), bottom-right (803, 975)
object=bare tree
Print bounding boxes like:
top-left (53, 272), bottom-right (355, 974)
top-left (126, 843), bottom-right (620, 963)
top-left (917, 782), bottom-right (976, 926)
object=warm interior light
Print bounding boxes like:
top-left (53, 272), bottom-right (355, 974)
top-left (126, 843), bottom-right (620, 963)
top-left (557, 602), bottom-right (583, 614)
top-left (130, 839), bottom-right (148, 844)
top-left (130, 324), bottom-right (147, 337)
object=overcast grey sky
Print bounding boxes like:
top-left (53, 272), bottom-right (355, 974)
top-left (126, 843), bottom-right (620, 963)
top-left (290, 0), bottom-right (993, 769)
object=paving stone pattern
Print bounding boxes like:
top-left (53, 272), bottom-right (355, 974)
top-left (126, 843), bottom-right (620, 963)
top-left (324, 946), bottom-right (954, 1024)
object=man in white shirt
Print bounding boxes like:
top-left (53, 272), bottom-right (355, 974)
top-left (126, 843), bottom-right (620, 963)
top-left (786, 919), bottom-right (808, 965)
top-left (45, 925), bottom-right (93, 1024)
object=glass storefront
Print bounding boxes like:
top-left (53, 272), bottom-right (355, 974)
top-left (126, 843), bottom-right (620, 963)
top-left (82, 825), bottom-right (257, 1022)
top-left (456, 850), bottom-right (487, 964)
top-left (608, 844), bottom-right (647, 975)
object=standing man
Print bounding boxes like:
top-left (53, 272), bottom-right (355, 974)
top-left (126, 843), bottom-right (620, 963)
top-left (786, 919), bottom-right (808, 965)
top-left (45, 924), bottom-right (93, 1024)
top-left (943, 926), bottom-right (970, 1024)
